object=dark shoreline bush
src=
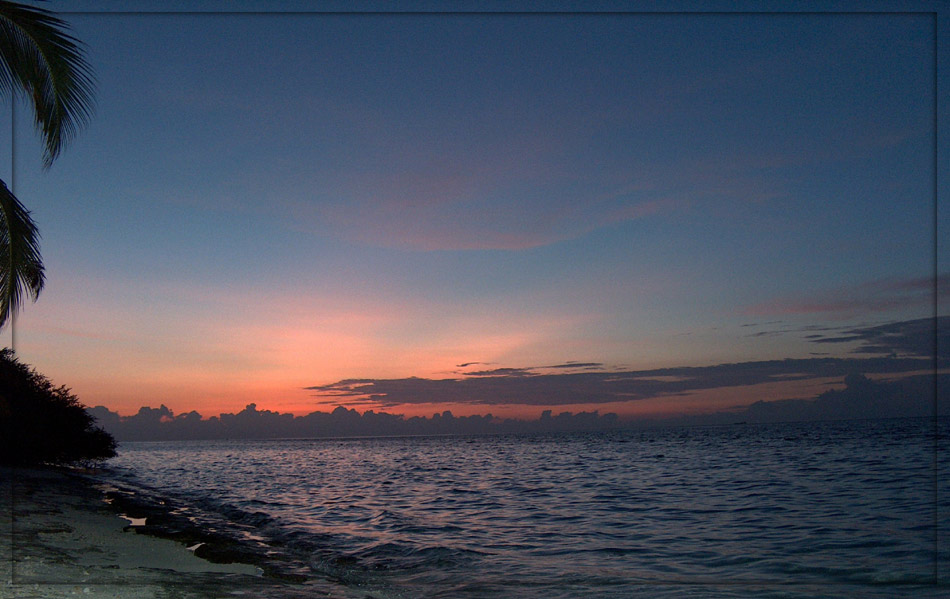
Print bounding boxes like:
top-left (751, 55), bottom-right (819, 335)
top-left (0, 348), bottom-right (115, 466)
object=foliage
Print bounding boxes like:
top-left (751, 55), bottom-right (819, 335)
top-left (0, 0), bottom-right (95, 167)
top-left (0, 180), bottom-right (44, 327)
top-left (0, 348), bottom-right (115, 465)
top-left (0, 1), bottom-right (95, 329)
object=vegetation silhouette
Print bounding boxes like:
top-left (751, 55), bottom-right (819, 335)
top-left (0, 1), bottom-right (95, 328)
top-left (0, 348), bottom-right (115, 465)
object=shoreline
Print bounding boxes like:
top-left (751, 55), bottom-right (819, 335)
top-left (7, 422), bottom-right (945, 599)
top-left (2, 466), bottom-right (322, 599)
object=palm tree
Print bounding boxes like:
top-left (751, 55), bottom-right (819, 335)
top-left (0, 178), bottom-right (43, 330)
top-left (0, 0), bottom-right (94, 331)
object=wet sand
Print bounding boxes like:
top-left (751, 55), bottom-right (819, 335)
top-left (1, 466), bottom-right (300, 599)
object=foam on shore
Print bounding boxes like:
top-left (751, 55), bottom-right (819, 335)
top-left (1, 466), bottom-right (304, 599)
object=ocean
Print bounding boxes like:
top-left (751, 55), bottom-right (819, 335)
top-left (97, 418), bottom-right (949, 598)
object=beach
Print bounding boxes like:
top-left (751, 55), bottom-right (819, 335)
top-left (1, 467), bottom-right (295, 599)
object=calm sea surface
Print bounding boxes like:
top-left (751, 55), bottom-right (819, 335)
top-left (100, 418), bottom-right (949, 598)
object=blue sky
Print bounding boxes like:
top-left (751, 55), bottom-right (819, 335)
top-left (0, 2), bottom-right (945, 418)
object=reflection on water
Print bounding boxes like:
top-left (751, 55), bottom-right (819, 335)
top-left (104, 418), bottom-right (949, 598)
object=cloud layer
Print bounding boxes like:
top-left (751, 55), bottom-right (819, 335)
top-left (308, 317), bottom-right (945, 408)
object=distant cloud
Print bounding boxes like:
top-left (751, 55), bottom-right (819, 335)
top-left (464, 367), bottom-right (534, 378)
top-left (741, 320), bottom-right (784, 328)
top-left (88, 403), bottom-right (625, 442)
top-left (307, 360), bottom-right (936, 408)
top-left (744, 273), bottom-right (949, 318)
top-left (317, 193), bottom-right (680, 252)
top-left (653, 373), bottom-right (948, 427)
top-left (746, 330), bottom-right (783, 338)
top-left (307, 316), bottom-right (945, 409)
top-left (744, 316), bottom-right (947, 360)
top-left (546, 362), bottom-right (605, 370)
top-left (90, 372), bottom-right (949, 442)
top-left (808, 316), bottom-right (948, 358)
top-left (307, 357), bottom-right (926, 408)
top-left (459, 363), bottom-right (605, 378)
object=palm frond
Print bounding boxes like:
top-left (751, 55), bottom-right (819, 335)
top-left (0, 0), bottom-right (95, 167)
top-left (0, 178), bottom-right (43, 328)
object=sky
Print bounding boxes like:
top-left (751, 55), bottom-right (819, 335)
top-left (0, 1), bottom-right (946, 420)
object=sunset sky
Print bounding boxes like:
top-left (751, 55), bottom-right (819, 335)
top-left (1, 1), bottom-right (946, 420)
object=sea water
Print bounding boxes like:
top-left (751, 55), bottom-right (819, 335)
top-left (99, 418), bottom-right (949, 598)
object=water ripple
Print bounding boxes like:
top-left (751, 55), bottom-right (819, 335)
top-left (103, 418), bottom-right (949, 598)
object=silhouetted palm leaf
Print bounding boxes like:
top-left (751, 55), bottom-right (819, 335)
top-left (0, 2), bottom-right (94, 330)
top-left (0, 179), bottom-right (43, 327)
top-left (0, 0), bottom-right (95, 167)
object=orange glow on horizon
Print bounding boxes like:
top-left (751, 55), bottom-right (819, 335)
top-left (84, 374), bottom-right (864, 422)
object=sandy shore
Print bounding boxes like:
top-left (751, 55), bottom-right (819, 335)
top-left (1, 466), bottom-right (308, 599)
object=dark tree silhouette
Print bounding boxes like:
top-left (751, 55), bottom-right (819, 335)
top-left (0, 348), bottom-right (115, 465)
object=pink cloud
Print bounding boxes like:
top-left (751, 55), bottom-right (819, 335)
top-left (308, 179), bottom-right (679, 252)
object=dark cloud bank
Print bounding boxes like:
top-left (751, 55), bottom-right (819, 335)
top-left (89, 317), bottom-right (949, 441)
top-left (310, 317), bottom-right (948, 408)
